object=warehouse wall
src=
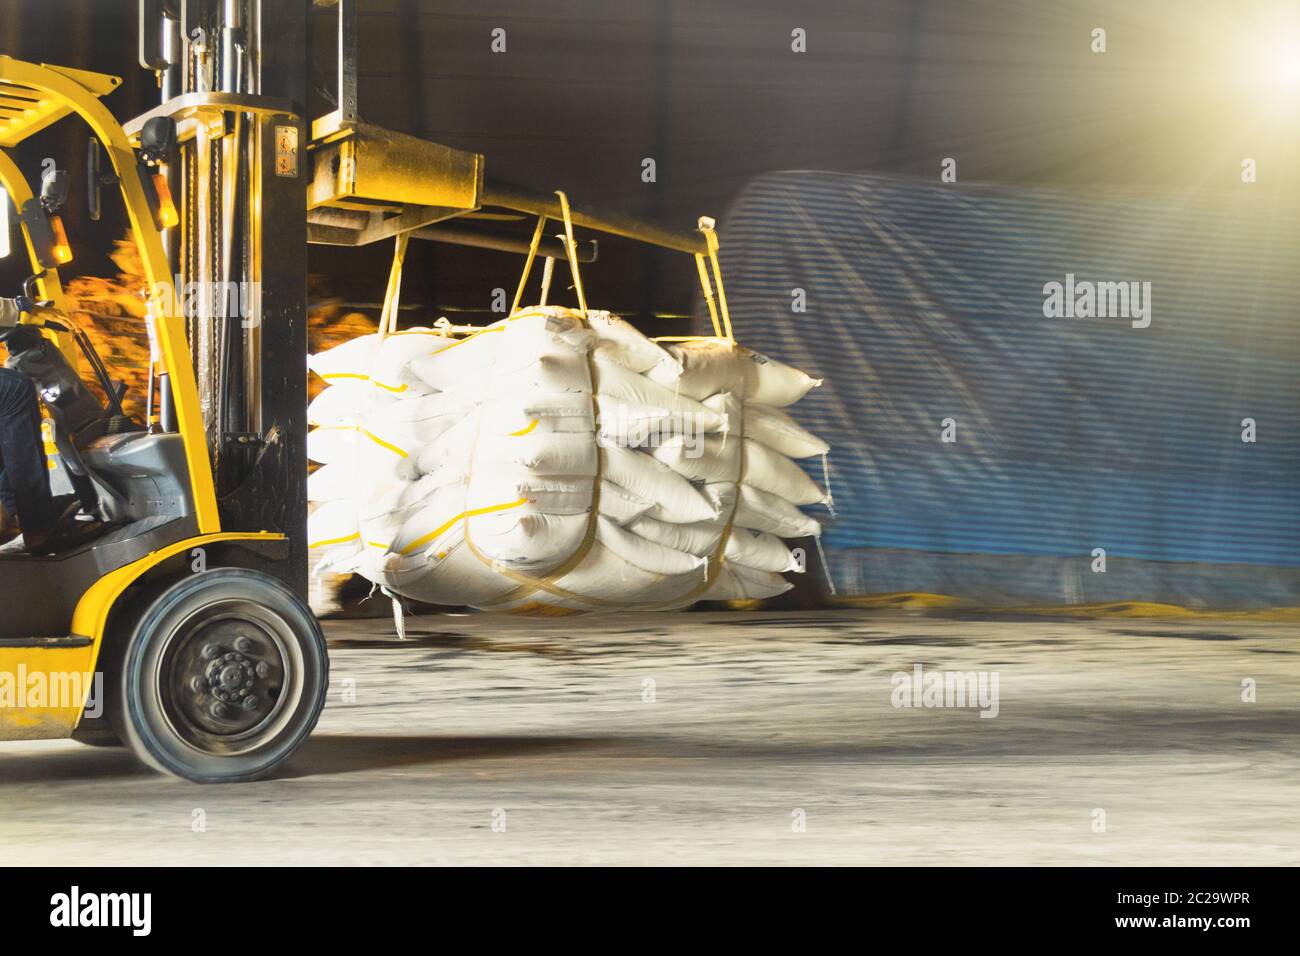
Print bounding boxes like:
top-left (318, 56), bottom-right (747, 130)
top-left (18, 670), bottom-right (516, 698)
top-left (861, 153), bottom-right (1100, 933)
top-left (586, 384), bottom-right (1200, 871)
top-left (5, 1), bottom-right (1295, 305)
top-left (310, 0), bottom-right (1299, 326)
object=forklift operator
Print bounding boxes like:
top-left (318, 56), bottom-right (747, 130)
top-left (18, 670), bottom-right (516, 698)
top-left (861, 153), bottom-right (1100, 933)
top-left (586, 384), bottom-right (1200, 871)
top-left (0, 295), bottom-right (94, 555)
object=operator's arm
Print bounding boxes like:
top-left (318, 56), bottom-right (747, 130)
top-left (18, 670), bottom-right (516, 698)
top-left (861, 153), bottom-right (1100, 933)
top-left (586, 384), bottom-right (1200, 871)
top-left (0, 296), bottom-right (59, 337)
top-left (0, 297), bottom-right (48, 359)
top-left (0, 297), bottom-right (21, 331)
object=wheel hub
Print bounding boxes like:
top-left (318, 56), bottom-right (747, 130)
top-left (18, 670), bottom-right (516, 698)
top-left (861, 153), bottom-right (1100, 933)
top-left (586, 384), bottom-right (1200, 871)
top-left (172, 621), bottom-right (286, 736)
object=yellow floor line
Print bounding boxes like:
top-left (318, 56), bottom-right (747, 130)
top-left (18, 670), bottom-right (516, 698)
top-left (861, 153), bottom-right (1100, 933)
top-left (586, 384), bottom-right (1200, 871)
top-left (829, 594), bottom-right (1300, 620)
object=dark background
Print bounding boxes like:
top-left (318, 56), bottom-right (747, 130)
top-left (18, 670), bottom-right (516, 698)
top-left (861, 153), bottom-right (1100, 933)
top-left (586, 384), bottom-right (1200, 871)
top-left (2, 0), bottom-right (1296, 328)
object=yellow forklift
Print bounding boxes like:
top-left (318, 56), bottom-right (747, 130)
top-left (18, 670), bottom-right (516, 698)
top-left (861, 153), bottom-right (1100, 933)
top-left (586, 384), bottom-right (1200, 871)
top-left (0, 56), bottom-right (327, 782)
top-left (1, 2), bottom-right (724, 782)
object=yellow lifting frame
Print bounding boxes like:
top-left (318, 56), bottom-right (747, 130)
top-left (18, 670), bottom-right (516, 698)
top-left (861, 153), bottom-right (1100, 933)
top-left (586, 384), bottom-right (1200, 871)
top-left (504, 199), bottom-right (733, 344)
top-left (653, 219), bottom-right (735, 345)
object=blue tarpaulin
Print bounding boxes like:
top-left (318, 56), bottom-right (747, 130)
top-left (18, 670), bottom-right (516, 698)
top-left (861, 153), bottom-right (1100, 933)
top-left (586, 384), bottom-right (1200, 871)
top-left (712, 172), bottom-right (1300, 605)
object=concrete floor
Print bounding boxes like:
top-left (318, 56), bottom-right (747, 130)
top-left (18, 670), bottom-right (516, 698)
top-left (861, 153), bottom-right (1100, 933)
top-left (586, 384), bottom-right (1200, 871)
top-left (3, 610), bottom-right (1297, 865)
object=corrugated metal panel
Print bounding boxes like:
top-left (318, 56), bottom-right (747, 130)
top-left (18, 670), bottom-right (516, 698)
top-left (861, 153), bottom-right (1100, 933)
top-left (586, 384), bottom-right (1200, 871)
top-left (712, 172), bottom-right (1300, 597)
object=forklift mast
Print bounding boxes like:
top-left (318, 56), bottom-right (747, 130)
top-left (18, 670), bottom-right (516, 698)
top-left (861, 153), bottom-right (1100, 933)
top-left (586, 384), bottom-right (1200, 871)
top-left (135, 0), bottom-right (311, 596)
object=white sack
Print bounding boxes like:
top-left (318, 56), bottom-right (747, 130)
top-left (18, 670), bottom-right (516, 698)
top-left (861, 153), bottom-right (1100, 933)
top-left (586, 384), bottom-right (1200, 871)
top-left (592, 350), bottom-right (727, 434)
top-left (627, 514), bottom-right (725, 557)
top-left (651, 433), bottom-right (741, 484)
top-left (307, 500), bottom-right (362, 571)
top-left (742, 438), bottom-right (828, 506)
top-left (645, 339), bottom-right (745, 399)
top-left (724, 527), bottom-right (799, 573)
top-left (733, 483), bottom-right (822, 539)
top-left (586, 310), bottom-right (679, 374)
top-left (366, 329), bottom-right (455, 395)
top-left (600, 441), bottom-right (715, 523)
top-left (702, 561), bottom-right (793, 601)
top-left (596, 516), bottom-right (707, 577)
top-left (307, 382), bottom-right (376, 426)
top-left (307, 424), bottom-right (358, 464)
top-left (307, 460), bottom-right (355, 502)
top-left (744, 402), bottom-right (830, 459)
top-left (646, 340), bottom-right (821, 406)
top-left (598, 479), bottom-right (657, 526)
top-left (309, 333), bottom-right (380, 382)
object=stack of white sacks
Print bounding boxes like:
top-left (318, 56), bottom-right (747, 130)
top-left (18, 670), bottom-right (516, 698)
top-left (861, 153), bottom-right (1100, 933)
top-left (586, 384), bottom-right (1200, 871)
top-left (307, 306), bottom-right (829, 613)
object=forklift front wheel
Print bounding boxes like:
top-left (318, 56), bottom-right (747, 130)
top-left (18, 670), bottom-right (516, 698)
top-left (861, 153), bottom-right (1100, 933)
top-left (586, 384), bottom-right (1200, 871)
top-left (115, 568), bottom-right (329, 783)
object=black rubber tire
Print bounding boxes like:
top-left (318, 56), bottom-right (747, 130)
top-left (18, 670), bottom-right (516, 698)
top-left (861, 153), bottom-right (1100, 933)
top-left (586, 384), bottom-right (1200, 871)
top-left (115, 568), bottom-right (329, 783)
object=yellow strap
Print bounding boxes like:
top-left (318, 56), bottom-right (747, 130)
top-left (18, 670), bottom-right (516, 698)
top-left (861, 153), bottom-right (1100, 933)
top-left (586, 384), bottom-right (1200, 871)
top-left (379, 231), bottom-right (412, 340)
top-left (360, 428), bottom-right (409, 458)
top-left (320, 372), bottom-right (368, 382)
top-left (510, 192), bottom-right (589, 316)
top-left (399, 496), bottom-right (529, 556)
top-left (555, 190), bottom-right (588, 316)
top-left (698, 219), bottom-right (734, 342)
top-left (695, 253), bottom-right (723, 337)
top-left (434, 324), bottom-right (506, 354)
top-left (538, 256), bottom-right (556, 306)
top-left (309, 531), bottom-right (361, 549)
top-left (511, 214), bottom-right (548, 315)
